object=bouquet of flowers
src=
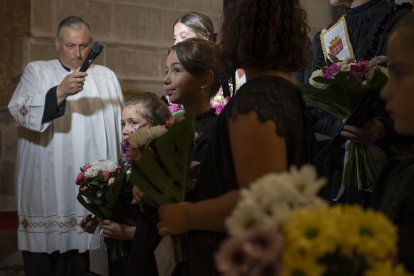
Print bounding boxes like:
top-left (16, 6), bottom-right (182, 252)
top-left (216, 166), bottom-right (409, 276)
top-left (211, 90), bottom-right (230, 115)
top-left (76, 160), bottom-right (127, 218)
top-left (76, 159), bottom-right (128, 260)
top-left (165, 91), bottom-right (230, 119)
top-left (122, 115), bottom-right (195, 262)
top-left (301, 57), bottom-right (389, 190)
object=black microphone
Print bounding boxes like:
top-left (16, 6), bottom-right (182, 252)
top-left (79, 42), bottom-right (104, 72)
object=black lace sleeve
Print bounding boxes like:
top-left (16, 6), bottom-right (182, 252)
top-left (225, 76), bottom-right (315, 166)
top-left (227, 76), bottom-right (303, 137)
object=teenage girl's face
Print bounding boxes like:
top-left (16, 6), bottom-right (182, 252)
top-left (380, 30), bottom-right (414, 136)
top-left (173, 23), bottom-right (198, 45)
top-left (121, 104), bottom-right (149, 141)
top-left (163, 50), bottom-right (203, 105)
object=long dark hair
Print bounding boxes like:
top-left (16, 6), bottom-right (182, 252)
top-left (221, 0), bottom-right (310, 72)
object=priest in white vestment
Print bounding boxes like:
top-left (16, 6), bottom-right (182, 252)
top-left (8, 16), bottom-right (123, 275)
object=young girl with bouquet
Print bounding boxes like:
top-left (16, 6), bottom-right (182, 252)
top-left (80, 92), bottom-right (172, 275)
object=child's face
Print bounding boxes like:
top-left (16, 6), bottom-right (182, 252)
top-left (121, 104), bottom-right (149, 141)
top-left (380, 30), bottom-right (414, 136)
top-left (163, 50), bottom-right (203, 106)
top-left (173, 22), bottom-right (197, 45)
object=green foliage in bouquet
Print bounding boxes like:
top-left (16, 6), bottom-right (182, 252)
top-left (76, 160), bottom-right (129, 261)
top-left (300, 58), bottom-right (389, 190)
top-left (128, 115), bottom-right (195, 262)
top-left (128, 116), bottom-right (194, 207)
top-left (301, 63), bottom-right (388, 120)
top-left (76, 160), bottom-right (128, 219)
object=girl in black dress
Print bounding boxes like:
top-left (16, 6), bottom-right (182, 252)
top-left (157, 1), bottom-right (315, 275)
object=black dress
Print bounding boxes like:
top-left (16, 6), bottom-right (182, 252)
top-left (183, 75), bottom-right (315, 276)
top-left (369, 155), bottom-right (414, 273)
top-left (306, 0), bottom-right (413, 204)
top-left (109, 170), bottom-right (160, 276)
top-left (193, 108), bottom-right (217, 163)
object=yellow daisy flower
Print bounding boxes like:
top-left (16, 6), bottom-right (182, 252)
top-left (283, 208), bottom-right (338, 257)
top-left (365, 261), bottom-right (410, 276)
top-left (281, 252), bottom-right (326, 276)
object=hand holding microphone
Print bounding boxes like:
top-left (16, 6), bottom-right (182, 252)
top-left (56, 42), bottom-right (104, 103)
top-left (79, 41), bottom-right (104, 72)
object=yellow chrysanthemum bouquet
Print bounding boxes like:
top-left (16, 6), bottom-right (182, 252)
top-left (282, 206), bottom-right (406, 276)
top-left (215, 166), bottom-right (409, 276)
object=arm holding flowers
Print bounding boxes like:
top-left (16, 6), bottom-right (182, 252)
top-left (101, 220), bottom-right (136, 240)
top-left (158, 111), bottom-right (287, 235)
top-left (341, 118), bottom-right (386, 145)
top-left (80, 214), bottom-right (99, 234)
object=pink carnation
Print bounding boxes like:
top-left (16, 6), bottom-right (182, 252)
top-left (76, 172), bottom-right (86, 185)
top-left (168, 103), bottom-right (183, 113)
top-left (82, 163), bottom-right (91, 171)
top-left (323, 63), bottom-right (341, 79)
top-left (350, 60), bottom-right (369, 79)
top-left (213, 104), bottom-right (226, 115)
top-left (101, 170), bottom-right (110, 181)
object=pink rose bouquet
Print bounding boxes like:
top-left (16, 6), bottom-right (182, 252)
top-left (76, 160), bottom-right (127, 219)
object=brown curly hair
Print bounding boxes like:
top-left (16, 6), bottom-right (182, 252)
top-left (220, 0), bottom-right (310, 72)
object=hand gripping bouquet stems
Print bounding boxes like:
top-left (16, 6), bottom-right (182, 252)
top-left (123, 116), bottom-right (195, 263)
top-left (300, 57), bottom-right (389, 190)
top-left (76, 159), bottom-right (129, 260)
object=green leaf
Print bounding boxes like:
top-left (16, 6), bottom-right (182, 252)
top-left (367, 69), bottom-right (388, 90)
top-left (105, 166), bottom-right (129, 209)
top-left (129, 116), bottom-right (195, 208)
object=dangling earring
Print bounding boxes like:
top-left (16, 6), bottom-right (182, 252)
top-left (201, 84), bottom-right (206, 94)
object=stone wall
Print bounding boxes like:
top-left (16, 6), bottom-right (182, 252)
top-left (0, 0), bottom-right (333, 211)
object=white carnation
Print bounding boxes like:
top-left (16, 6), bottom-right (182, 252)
top-left (128, 125), bottom-right (168, 148)
top-left (84, 167), bottom-right (99, 178)
top-left (288, 165), bottom-right (326, 197)
top-left (84, 160), bottom-right (118, 177)
top-left (211, 90), bottom-right (226, 105)
top-left (340, 63), bottom-right (351, 72)
top-left (309, 69), bottom-right (328, 89)
top-left (225, 199), bottom-right (267, 236)
top-left (225, 165), bottom-right (327, 236)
